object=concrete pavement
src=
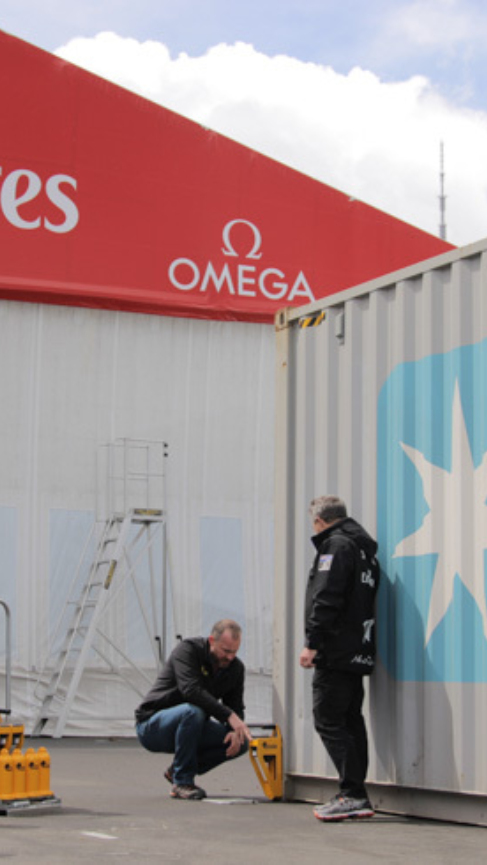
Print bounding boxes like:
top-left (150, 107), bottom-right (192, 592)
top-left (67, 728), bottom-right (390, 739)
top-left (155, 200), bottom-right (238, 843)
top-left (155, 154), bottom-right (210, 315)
top-left (0, 738), bottom-right (485, 863)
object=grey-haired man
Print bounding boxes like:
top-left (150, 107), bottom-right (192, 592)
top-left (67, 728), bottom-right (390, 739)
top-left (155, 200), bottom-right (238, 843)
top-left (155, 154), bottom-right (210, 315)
top-left (300, 495), bottom-right (380, 821)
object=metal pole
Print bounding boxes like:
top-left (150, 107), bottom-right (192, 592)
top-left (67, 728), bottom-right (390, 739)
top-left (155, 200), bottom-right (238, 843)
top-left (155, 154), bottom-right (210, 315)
top-left (161, 520), bottom-right (167, 665)
top-left (0, 600), bottom-right (12, 715)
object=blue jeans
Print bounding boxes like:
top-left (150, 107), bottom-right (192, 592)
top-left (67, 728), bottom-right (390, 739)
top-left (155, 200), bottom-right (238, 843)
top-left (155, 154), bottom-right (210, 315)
top-left (135, 703), bottom-right (248, 786)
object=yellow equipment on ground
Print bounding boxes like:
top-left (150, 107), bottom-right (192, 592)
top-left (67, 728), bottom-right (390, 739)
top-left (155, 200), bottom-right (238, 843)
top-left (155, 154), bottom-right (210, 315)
top-left (0, 719), bottom-right (24, 753)
top-left (0, 600), bottom-right (61, 814)
top-left (248, 724), bottom-right (283, 800)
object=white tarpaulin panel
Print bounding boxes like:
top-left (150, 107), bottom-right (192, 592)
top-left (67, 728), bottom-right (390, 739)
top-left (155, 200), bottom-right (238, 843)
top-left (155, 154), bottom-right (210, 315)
top-left (0, 300), bottom-right (274, 733)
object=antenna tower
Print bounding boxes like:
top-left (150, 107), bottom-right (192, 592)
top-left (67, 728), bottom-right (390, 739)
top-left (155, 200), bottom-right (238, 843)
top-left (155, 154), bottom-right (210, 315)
top-left (439, 141), bottom-right (447, 240)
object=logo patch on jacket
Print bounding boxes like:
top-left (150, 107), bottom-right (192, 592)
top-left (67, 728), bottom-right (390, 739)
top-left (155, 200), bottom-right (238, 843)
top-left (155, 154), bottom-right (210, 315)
top-left (362, 619), bottom-right (375, 643)
top-left (318, 554), bottom-right (334, 571)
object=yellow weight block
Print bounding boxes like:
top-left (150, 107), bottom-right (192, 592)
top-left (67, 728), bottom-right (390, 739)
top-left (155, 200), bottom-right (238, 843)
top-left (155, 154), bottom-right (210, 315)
top-left (37, 747), bottom-right (54, 798)
top-left (0, 749), bottom-right (14, 800)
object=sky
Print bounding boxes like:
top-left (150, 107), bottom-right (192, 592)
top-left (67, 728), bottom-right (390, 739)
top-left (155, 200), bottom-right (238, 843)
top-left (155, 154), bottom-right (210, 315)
top-left (2, 0), bottom-right (487, 246)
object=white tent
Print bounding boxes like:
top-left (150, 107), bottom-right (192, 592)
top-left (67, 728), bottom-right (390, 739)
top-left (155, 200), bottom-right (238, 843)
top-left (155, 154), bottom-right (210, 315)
top-left (0, 30), bottom-right (452, 735)
top-left (0, 301), bottom-right (274, 733)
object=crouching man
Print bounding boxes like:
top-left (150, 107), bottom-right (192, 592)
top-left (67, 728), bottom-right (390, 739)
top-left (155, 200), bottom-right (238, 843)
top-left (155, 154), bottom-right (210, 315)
top-left (135, 619), bottom-right (252, 800)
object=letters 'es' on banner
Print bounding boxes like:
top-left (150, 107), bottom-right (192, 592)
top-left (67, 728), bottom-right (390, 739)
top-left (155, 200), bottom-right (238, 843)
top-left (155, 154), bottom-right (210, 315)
top-left (0, 31), bottom-right (454, 324)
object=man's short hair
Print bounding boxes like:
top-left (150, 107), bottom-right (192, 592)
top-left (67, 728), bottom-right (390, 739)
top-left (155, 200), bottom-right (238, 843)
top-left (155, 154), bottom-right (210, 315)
top-left (309, 495), bottom-right (347, 524)
top-left (211, 619), bottom-right (242, 641)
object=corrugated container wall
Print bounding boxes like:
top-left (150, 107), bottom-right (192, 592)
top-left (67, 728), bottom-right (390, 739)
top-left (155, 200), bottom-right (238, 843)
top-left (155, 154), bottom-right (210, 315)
top-left (274, 239), bottom-right (487, 825)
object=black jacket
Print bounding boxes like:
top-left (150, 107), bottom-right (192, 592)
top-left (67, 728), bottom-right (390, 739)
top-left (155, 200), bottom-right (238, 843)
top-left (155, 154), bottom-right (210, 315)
top-left (134, 636), bottom-right (245, 725)
top-left (305, 517), bottom-right (380, 675)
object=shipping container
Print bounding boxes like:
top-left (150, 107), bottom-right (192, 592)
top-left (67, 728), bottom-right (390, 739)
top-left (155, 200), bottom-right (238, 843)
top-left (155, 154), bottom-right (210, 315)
top-left (274, 238), bottom-right (487, 825)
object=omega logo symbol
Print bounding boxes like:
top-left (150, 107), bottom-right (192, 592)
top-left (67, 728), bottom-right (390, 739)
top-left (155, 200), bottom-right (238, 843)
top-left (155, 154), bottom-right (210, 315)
top-left (221, 219), bottom-right (262, 259)
top-left (168, 219), bottom-right (315, 304)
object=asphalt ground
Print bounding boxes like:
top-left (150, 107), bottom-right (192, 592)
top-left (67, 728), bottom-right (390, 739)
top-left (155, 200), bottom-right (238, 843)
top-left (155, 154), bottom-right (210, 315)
top-left (0, 738), bottom-right (486, 864)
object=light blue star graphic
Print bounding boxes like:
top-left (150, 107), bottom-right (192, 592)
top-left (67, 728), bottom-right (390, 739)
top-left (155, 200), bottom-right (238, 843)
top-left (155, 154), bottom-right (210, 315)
top-left (377, 339), bottom-right (487, 682)
top-left (393, 381), bottom-right (487, 646)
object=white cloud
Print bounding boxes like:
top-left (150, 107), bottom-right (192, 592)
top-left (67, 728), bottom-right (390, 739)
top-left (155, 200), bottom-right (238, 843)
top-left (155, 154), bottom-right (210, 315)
top-left (385, 0), bottom-right (478, 49)
top-left (55, 32), bottom-right (487, 246)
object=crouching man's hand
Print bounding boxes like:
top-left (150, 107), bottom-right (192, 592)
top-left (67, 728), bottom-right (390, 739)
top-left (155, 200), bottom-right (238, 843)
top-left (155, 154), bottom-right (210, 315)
top-left (226, 711), bottom-right (252, 754)
top-left (224, 729), bottom-right (245, 757)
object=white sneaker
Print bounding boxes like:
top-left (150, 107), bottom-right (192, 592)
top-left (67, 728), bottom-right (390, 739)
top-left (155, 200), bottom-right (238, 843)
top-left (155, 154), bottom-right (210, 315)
top-left (313, 795), bottom-right (374, 821)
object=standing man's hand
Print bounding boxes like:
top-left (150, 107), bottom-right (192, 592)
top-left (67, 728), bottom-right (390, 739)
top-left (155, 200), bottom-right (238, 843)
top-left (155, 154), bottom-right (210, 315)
top-left (299, 647), bottom-right (317, 668)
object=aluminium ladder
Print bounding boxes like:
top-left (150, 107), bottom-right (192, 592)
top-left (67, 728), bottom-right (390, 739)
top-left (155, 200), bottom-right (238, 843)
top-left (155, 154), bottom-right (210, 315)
top-left (32, 509), bottom-right (165, 737)
top-left (32, 438), bottom-right (170, 738)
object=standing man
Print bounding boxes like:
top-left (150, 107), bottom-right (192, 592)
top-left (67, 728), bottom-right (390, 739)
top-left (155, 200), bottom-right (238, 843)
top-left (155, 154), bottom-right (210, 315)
top-left (136, 619), bottom-right (252, 800)
top-left (299, 495), bottom-right (380, 822)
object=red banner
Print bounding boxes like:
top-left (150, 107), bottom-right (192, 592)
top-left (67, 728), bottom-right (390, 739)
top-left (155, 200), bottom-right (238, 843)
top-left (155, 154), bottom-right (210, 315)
top-left (0, 31), bottom-right (454, 323)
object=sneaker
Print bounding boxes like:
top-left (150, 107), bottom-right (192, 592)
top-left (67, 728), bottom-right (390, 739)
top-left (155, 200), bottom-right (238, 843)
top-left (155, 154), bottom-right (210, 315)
top-left (170, 783), bottom-right (207, 800)
top-left (313, 795), bottom-right (374, 821)
top-left (164, 765), bottom-right (173, 785)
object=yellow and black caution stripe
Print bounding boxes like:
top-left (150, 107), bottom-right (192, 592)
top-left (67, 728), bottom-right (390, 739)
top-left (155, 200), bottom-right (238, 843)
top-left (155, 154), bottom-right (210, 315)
top-left (299, 310), bottom-right (326, 329)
